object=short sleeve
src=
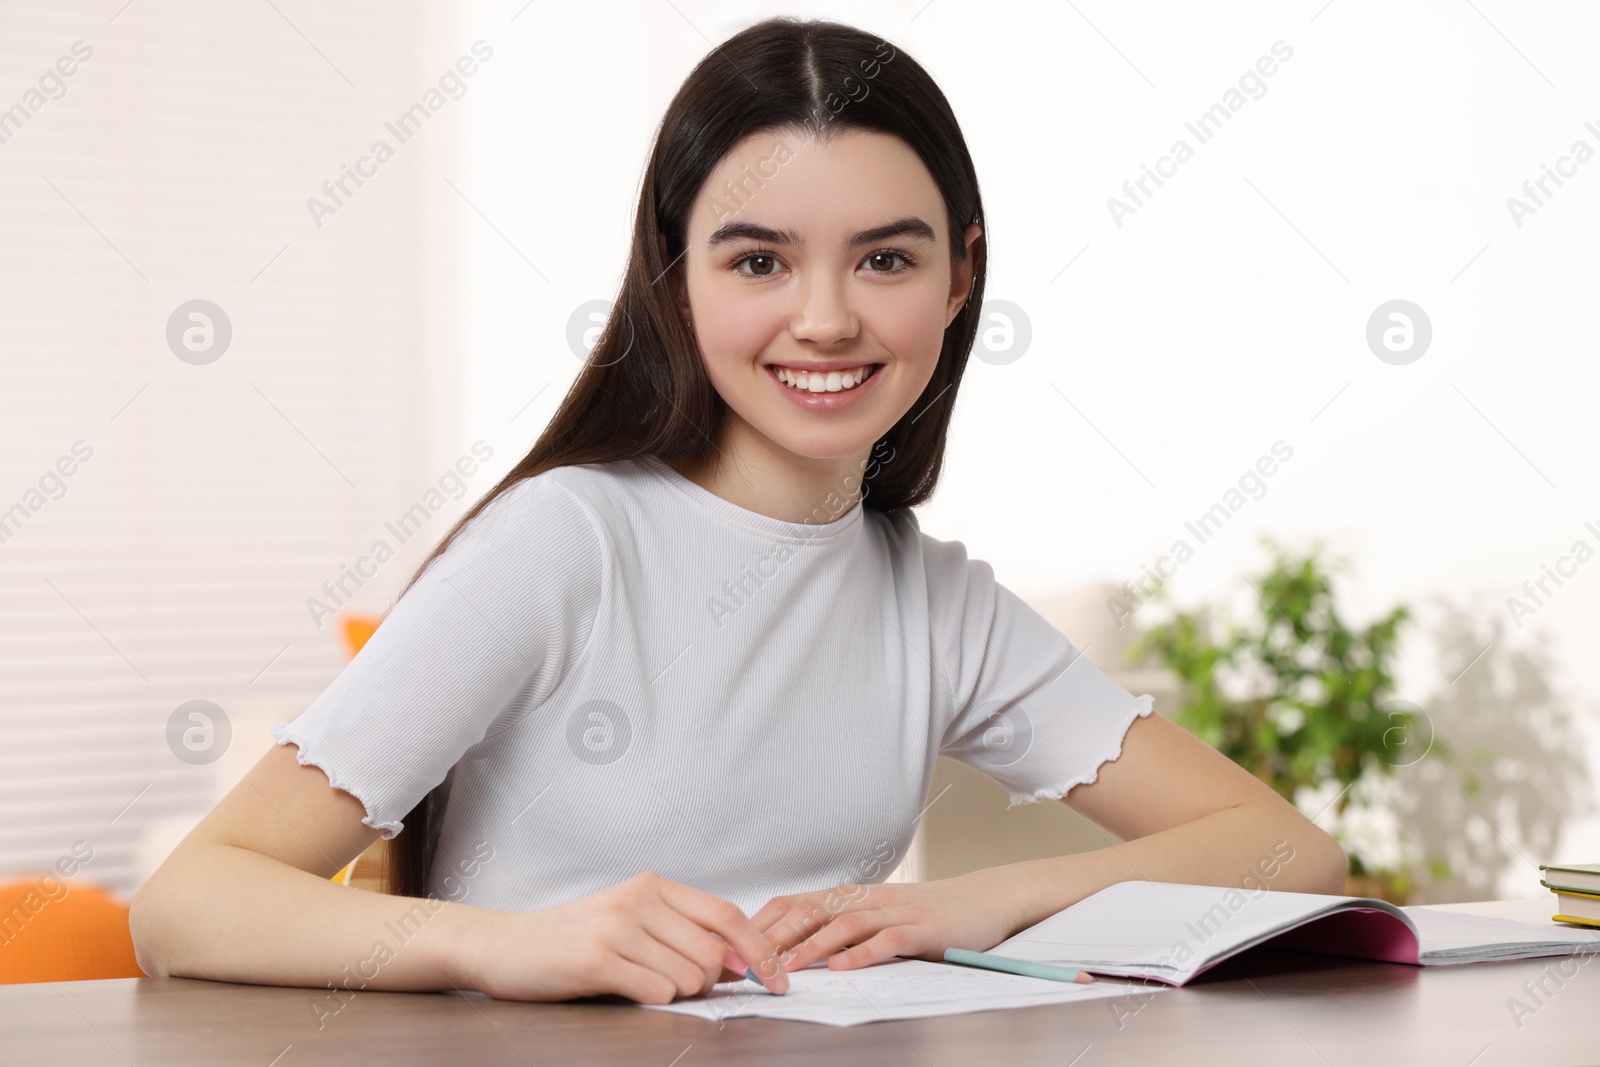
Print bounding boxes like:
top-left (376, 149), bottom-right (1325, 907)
top-left (271, 474), bottom-right (604, 839)
top-left (922, 528), bottom-right (1155, 806)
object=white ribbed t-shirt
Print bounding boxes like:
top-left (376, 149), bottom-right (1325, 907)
top-left (271, 454), bottom-right (1155, 916)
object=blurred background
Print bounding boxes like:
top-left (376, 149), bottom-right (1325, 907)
top-left (3, 0), bottom-right (1598, 976)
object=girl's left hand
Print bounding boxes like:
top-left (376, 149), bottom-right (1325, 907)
top-left (748, 873), bottom-right (1023, 973)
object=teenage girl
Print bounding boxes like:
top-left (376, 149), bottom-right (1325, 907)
top-left (130, 17), bottom-right (1345, 1007)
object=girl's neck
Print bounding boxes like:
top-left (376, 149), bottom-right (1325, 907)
top-left (666, 419), bottom-right (873, 526)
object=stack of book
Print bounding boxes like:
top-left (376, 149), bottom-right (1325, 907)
top-left (1540, 863), bottom-right (1600, 927)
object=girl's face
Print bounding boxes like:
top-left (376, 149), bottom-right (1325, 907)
top-left (678, 127), bottom-right (982, 469)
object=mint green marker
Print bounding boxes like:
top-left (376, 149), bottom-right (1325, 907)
top-left (944, 948), bottom-right (1093, 984)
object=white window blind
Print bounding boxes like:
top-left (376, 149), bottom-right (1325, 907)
top-left (0, 1), bottom-right (463, 898)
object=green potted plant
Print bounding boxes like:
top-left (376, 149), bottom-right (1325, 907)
top-left (1126, 538), bottom-right (1438, 903)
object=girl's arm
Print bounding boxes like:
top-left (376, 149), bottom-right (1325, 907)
top-left (130, 741), bottom-right (789, 1003)
top-left (756, 712), bottom-right (1347, 971)
top-left (992, 709), bottom-right (1348, 931)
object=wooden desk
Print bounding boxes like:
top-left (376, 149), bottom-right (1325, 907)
top-left (3, 898), bottom-right (1595, 1065)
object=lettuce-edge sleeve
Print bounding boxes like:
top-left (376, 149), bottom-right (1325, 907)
top-left (924, 529), bottom-right (1157, 807)
top-left (270, 474), bottom-right (605, 840)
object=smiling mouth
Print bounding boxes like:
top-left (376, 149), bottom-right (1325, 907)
top-left (769, 364), bottom-right (881, 393)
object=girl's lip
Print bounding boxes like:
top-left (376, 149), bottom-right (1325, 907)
top-left (765, 363), bottom-right (884, 411)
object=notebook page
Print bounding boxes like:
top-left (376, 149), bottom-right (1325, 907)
top-left (1406, 907), bottom-right (1600, 964)
top-left (641, 959), bottom-right (1152, 1027)
top-left (990, 881), bottom-right (1403, 983)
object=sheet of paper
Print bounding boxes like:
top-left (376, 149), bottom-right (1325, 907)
top-left (640, 959), bottom-right (1157, 1027)
top-left (1406, 906), bottom-right (1600, 962)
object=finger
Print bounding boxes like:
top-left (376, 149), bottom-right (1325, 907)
top-left (747, 896), bottom-right (790, 931)
top-left (602, 953), bottom-right (690, 1007)
top-left (762, 899), bottom-right (839, 957)
top-left (718, 948), bottom-right (770, 986)
top-left (655, 877), bottom-right (790, 993)
top-left (826, 925), bottom-right (915, 970)
top-left (615, 931), bottom-right (720, 1001)
top-left (779, 909), bottom-right (885, 972)
top-left (639, 902), bottom-right (738, 995)
top-left (748, 889), bottom-right (851, 927)
top-left (762, 883), bottom-right (876, 953)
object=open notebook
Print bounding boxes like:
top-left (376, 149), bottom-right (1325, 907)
top-left (987, 881), bottom-right (1600, 986)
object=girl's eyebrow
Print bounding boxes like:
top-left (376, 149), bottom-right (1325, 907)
top-left (707, 216), bottom-right (938, 250)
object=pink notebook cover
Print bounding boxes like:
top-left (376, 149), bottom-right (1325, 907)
top-left (1223, 907), bottom-right (1422, 973)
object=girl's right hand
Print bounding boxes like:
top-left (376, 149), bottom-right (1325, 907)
top-left (461, 871), bottom-right (790, 1004)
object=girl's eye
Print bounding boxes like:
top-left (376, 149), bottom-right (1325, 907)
top-left (862, 249), bottom-right (915, 274)
top-left (732, 252), bottom-right (784, 277)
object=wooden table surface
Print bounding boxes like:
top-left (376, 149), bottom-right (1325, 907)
top-left (3, 897), bottom-right (1596, 1066)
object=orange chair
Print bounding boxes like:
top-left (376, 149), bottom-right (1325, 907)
top-left (0, 878), bottom-right (144, 983)
top-left (340, 613), bottom-right (382, 660)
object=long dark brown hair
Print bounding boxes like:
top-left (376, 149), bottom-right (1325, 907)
top-left (380, 15), bottom-right (988, 898)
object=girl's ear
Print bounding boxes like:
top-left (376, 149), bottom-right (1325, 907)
top-left (946, 223), bottom-right (984, 327)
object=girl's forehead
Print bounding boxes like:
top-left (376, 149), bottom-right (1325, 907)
top-left (691, 128), bottom-right (944, 238)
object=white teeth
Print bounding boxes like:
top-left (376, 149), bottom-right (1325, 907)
top-left (775, 365), bottom-right (874, 393)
